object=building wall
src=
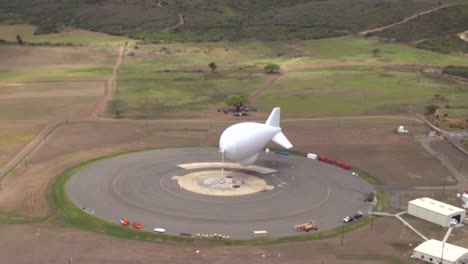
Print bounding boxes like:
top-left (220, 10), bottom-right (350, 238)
top-left (408, 203), bottom-right (465, 227)
top-left (408, 203), bottom-right (450, 227)
top-left (412, 251), bottom-right (452, 264)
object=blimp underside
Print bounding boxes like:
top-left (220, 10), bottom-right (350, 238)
top-left (219, 107), bottom-right (293, 166)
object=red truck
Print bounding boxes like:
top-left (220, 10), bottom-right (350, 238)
top-left (294, 221), bottom-right (318, 232)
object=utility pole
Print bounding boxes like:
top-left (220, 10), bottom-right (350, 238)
top-left (461, 128), bottom-right (464, 143)
top-left (443, 173), bottom-right (447, 197)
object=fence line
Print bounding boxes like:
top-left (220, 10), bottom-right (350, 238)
top-left (0, 121), bottom-right (65, 180)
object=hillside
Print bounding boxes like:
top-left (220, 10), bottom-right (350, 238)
top-left (0, 0), bottom-right (462, 42)
top-left (373, 4), bottom-right (468, 41)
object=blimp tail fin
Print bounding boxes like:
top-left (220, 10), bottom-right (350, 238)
top-left (273, 132), bottom-right (293, 149)
top-left (265, 107), bottom-right (281, 127)
top-left (266, 107), bottom-right (293, 149)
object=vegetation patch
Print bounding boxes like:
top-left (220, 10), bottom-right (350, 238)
top-left (416, 35), bottom-right (468, 54)
top-left (0, 212), bottom-right (44, 224)
top-left (442, 65), bottom-right (468, 79)
top-left (353, 168), bottom-right (381, 185)
top-left (116, 42), bottom-right (280, 117)
top-left (0, 0), bottom-right (450, 42)
top-left (116, 37), bottom-right (467, 119)
top-left (300, 36), bottom-right (467, 65)
top-left (375, 192), bottom-right (389, 212)
top-left (0, 24), bottom-right (132, 46)
top-left (374, 4), bottom-right (468, 42)
top-left (256, 68), bottom-right (458, 115)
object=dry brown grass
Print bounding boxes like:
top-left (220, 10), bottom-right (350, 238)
top-left (0, 215), bottom-right (424, 263)
top-left (0, 45), bottom-right (115, 71)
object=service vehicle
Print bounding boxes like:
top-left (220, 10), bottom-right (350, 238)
top-left (294, 220), bottom-right (318, 232)
top-left (153, 227), bottom-right (166, 233)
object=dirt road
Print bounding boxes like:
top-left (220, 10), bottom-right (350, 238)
top-left (358, 4), bottom-right (459, 36)
top-left (161, 14), bottom-right (184, 32)
top-left (460, 31), bottom-right (468, 42)
top-left (90, 45), bottom-right (125, 119)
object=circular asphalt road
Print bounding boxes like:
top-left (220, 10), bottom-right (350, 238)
top-left (67, 148), bottom-right (375, 239)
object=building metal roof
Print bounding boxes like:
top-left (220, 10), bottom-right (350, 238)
top-left (409, 198), bottom-right (465, 216)
top-left (414, 239), bottom-right (468, 262)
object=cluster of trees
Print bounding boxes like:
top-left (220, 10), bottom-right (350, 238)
top-left (225, 95), bottom-right (248, 112)
top-left (264, 63), bottom-right (280, 73)
top-left (208, 61), bottom-right (280, 74)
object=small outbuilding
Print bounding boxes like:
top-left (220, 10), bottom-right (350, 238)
top-left (408, 197), bottom-right (466, 227)
top-left (412, 239), bottom-right (468, 264)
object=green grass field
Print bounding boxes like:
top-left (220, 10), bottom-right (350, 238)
top-left (416, 35), bottom-right (468, 54)
top-left (118, 41), bottom-right (284, 117)
top-left (0, 66), bottom-right (113, 83)
top-left (300, 36), bottom-right (468, 65)
top-left (0, 24), bottom-right (132, 46)
top-left (256, 67), bottom-right (468, 116)
top-left (117, 36), bottom-right (468, 118)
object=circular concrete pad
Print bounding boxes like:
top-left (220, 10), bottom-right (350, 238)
top-left (178, 170), bottom-right (267, 196)
top-left (67, 147), bottom-right (375, 239)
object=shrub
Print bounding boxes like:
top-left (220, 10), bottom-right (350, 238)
top-left (425, 104), bottom-right (439, 115)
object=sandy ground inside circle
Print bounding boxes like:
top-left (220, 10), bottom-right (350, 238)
top-left (178, 169), bottom-right (268, 196)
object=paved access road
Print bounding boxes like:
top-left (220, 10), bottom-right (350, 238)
top-left (67, 148), bottom-right (374, 239)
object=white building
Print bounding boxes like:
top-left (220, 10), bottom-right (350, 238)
top-left (412, 239), bottom-right (468, 264)
top-left (408, 198), bottom-right (466, 227)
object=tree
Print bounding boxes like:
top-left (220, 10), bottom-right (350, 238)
top-left (16, 34), bottom-right (23, 45)
top-left (226, 95), bottom-right (248, 112)
top-left (107, 100), bottom-right (128, 118)
top-left (372, 48), bottom-right (380, 57)
top-left (425, 104), bottom-right (439, 115)
top-left (264, 63), bottom-right (280, 74)
top-left (208, 62), bottom-right (217, 72)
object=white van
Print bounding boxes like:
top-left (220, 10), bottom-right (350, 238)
top-left (153, 227), bottom-right (166, 233)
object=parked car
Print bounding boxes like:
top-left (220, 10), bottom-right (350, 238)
top-left (354, 211), bottom-right (364, 219)
top-left (450, 219), bottom-right (458, 227)
top-left (153, 227), bottom-right (166, 233)
top-left (343, 216), bottom-right (354, 223)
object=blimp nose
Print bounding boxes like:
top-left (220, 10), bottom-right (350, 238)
top-left (219, 142), bottom-right (234, 153)
top-left (219, 138), bottom-right (237, 159)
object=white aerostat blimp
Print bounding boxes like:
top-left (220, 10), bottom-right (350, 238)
top-left (219, 107), bottom-right (293, 166)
